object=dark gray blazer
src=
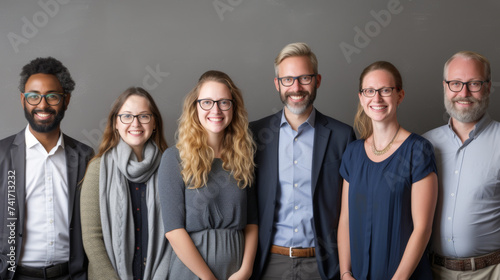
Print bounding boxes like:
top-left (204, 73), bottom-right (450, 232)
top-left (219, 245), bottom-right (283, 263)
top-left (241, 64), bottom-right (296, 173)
top-left (250, 110), bottom-right (356, 280)
top-left (0, 129), bottom-right (94, 280)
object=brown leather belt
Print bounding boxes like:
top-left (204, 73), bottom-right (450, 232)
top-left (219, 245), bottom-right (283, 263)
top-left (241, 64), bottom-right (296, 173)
top-left (432, 250), bottom-right (500, 271)
top-left (16, 262), bottom-right (69, 278)
top-left (271, 245), bottom-right (315, 258)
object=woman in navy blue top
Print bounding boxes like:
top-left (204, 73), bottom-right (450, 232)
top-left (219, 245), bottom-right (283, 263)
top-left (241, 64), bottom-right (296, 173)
top-left (338, 61), bottom-right (438, 280)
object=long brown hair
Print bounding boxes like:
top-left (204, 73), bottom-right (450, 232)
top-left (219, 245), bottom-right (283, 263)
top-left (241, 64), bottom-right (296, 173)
top-left (94, 87), bottom-right (168, 159)
top-left (176, 70), bottom-right (255, 189)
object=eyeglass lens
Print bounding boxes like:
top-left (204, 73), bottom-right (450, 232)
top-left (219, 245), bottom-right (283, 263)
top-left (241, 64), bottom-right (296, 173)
top-left (118, 114), bottom-right (152, 124)
top-left (24, 93), bottom-right (63, 105)
top-left (198, 99), bottom-right (232, 111)
top-left (447, 81), bottom-right (485, 92)
top-left (279, 75), bottom-right (315, 87)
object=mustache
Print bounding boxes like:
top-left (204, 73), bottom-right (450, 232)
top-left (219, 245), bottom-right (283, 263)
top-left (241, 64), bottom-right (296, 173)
top-left (32, 108), bottom-right (56, 115)
top-left (285, 91), bottom-right (309, 97)
top-left (451, 96), bottom-right (479, 103)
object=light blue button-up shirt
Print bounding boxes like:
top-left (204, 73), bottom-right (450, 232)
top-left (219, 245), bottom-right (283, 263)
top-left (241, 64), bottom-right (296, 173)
top-left (423, 114), bottom-right (500, 257)
top-left (272, 109), bottom-right (316, 248)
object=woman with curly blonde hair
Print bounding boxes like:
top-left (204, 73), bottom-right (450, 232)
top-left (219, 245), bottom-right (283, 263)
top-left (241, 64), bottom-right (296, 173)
top-left (159, 70), bottom-right (258, 280)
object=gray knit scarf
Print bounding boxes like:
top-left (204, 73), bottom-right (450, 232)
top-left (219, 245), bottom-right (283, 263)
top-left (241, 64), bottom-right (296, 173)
top-left (99, 139), bottom-right (169, 279)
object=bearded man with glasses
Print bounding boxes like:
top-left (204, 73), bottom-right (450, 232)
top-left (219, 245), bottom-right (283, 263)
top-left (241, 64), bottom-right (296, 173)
top-left (250, 42), bottom-right (356, 280)
top-left (0, 57), bottom-right (93, 280)
top-left (423, 51), bottom-right (500, 280)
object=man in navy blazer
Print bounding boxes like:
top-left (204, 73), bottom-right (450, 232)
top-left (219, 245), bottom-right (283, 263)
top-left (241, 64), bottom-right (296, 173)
top-left (250, 42), bottom-right (355, 280)
top-left (0, 57), bottom-right (93, 280)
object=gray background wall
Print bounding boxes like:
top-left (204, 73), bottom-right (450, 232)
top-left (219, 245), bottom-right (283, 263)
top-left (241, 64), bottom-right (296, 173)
top-left (1, 0), bottom-right (499, 149)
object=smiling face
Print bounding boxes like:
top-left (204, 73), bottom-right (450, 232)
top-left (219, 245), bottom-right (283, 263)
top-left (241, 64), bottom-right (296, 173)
top-left (21, 73), bottom-right (69, 135)
top-left (359, 69), bottom-right (404, 123)
top-left (444, 57), bottom-right (490, 124)
top-left (116, 95), bottom-right (155, 159)
top-left (274, 56), bottom-right (321, 117)
top-left (197, 81), bottom-right (233, 141)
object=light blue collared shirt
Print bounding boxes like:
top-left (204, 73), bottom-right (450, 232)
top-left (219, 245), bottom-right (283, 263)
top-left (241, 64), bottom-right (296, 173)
top-left (423, 114), bottom-right (500, 257)
top-left (272, 109), bottom-right (316, 248)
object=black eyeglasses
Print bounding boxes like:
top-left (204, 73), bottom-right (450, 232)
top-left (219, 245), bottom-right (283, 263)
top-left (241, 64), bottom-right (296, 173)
top-left (24, 92), bottom-right (65, 106)
top-left (277, 74), bottom-right (316, 87)
top-left (117, 114), bottom-right (153, 124)
top-left (445, 80), bottom-right (489, 92)
top-left (360, 87), bottom-right (397, 97)
top-left (197, 99), bottom-right (233, 111)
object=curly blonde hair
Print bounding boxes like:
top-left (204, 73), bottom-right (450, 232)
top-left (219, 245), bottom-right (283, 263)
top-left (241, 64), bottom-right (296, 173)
top-left (176, 70), bottom-right (255, 189)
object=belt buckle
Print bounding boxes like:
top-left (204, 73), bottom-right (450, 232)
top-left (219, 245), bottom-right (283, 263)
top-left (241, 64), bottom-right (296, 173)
top-left (289, 247), bottom-right (297, 258)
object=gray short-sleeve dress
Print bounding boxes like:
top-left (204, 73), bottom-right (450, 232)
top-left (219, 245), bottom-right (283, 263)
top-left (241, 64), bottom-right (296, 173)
top-left (158, 147), bottom-right (257, 279)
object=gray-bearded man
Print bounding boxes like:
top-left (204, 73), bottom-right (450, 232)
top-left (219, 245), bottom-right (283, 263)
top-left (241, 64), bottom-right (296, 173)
top-left (423, 51), bottom-right (500, 280)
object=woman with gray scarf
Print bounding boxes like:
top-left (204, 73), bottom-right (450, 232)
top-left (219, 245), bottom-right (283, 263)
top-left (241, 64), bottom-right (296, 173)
top-left (81, 87), bottom-right (169, 279)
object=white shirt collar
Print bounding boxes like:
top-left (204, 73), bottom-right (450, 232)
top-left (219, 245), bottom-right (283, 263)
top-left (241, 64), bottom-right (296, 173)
top-left (25, 124), bottom-right (65, 153)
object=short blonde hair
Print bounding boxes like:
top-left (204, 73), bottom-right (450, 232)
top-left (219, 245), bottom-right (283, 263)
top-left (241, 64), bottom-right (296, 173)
top-left (274, 42), bottom-right (318, 77)
top-left (443, 51), bottom-right (491, 81)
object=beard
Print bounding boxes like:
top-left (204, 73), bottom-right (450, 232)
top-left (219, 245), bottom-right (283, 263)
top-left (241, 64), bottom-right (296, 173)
top-left (280, 87), bottom-right (317, 115)
top-left (444, 94), bottom-right (489, 123)
top-left (24, 105), bottom-right (66, 133)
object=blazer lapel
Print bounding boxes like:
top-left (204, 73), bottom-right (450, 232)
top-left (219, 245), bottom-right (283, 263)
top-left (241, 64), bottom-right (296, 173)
top-left (64, 135), bottom-right (78, 223)
top-left (11, 131), bottom-right (26, 236)
top-left (268, 113), bottom-right (281, 201)
top-left (311, 113), bottom-right (331, 196)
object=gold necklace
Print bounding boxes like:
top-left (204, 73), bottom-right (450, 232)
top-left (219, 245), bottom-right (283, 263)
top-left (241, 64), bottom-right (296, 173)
top-left (372, 125), bottom-right (400, 156)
